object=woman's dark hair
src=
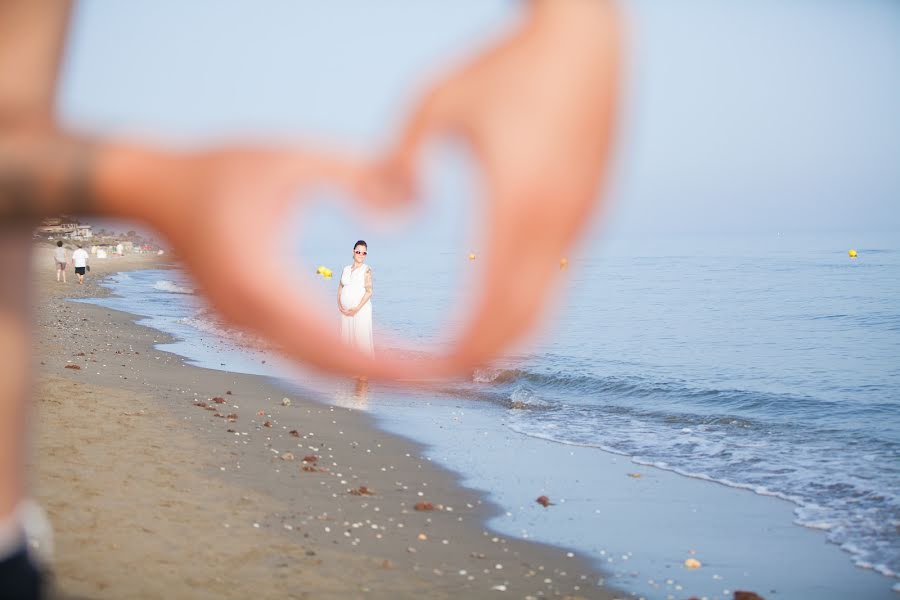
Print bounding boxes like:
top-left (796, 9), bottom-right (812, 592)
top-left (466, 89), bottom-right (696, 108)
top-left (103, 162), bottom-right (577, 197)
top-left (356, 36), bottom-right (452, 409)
top-left (56, 240), bottom-right (63, 247)
top-left (354, 240), bottom-right (367, 250)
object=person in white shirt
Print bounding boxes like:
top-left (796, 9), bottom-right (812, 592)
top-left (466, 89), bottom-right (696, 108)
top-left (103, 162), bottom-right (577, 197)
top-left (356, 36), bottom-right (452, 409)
top-left (52, 241), bottom-right (66, 284)
top-left (71, 245), bottom-right (89, 285)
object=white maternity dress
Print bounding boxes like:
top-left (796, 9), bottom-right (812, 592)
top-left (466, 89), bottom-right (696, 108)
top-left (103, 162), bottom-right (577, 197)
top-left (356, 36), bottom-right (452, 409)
top-left (339, 264), bottom-right (374, 356)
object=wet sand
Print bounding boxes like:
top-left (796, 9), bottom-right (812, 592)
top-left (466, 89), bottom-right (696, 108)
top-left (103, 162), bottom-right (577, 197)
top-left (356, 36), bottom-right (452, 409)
top-left (27, 247), bottom-right (617, 599)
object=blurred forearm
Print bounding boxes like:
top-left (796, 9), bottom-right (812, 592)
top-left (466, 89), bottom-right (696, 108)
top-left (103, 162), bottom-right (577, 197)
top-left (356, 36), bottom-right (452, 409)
top-left (0, 0), bottom-right (72, 125)
top-left (0, 0), bottom-right (72, 521)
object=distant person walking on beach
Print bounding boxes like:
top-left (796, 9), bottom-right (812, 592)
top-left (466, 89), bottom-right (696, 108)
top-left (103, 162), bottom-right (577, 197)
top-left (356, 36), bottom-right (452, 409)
top-left (338, 241), bottom-right (374, 357)
top-left (53, 241), bottom-right (67, 284)
top-left (71, 245), bottom-right (89, 285)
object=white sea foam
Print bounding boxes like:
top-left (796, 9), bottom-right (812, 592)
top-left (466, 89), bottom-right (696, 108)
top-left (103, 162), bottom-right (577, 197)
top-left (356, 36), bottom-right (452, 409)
top-left (153, 280), bottom-right (194, 295)
top-left (473, 367), bottom-right (504, 383)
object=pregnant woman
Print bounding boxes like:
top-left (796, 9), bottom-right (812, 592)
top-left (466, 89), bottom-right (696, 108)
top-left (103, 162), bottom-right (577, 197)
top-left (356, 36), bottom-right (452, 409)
top-left (338, 240), bottom-right (374, 357)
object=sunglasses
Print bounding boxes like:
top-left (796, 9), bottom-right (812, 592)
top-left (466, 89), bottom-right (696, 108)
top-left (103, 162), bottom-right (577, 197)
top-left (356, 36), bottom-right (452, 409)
top-left (355, 250), bottom-right (367, 256)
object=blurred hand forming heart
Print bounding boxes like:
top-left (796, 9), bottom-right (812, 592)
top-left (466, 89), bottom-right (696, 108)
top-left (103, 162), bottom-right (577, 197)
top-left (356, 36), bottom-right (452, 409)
top-left (98, 1), bottom-right (620, 381)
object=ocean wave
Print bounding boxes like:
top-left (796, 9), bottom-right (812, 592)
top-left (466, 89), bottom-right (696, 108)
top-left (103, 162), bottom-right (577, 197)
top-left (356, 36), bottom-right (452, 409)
top-left (153, 280), bottom-right (195, 295)
top-left (469, 363), bottom-right (900, 580)
top-left (508, 386), bottom-right (552, 410)
top-left (471, 366), bottom-right (849, 419)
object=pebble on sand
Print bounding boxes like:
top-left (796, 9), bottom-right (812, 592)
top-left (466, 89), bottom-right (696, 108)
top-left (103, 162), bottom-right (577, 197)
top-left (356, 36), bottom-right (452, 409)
top-left (64, 364), bottom-right (81, 370)
top-left (536, 495), bottom-right (553, 507)
top-left (289, 430), bottom-right (301, 437)
top-left (280, 452), bottom-right (295, 461)
top-left (281, 397), bottom-right (291, 406)
top-left (414, 502), bottom-right (435, 511)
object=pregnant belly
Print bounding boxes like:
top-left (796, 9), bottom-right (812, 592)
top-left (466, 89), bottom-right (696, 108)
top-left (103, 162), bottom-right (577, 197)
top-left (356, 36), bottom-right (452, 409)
top-left (340, 286), bottom-right (364, 310)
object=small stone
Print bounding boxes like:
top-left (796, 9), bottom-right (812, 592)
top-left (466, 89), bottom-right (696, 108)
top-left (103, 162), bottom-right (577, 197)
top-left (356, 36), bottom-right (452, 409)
top-left (281, 397), bottom-right (291, 406)
top-left (536, 495), bottom-right (553, 507)
top-left (280, 452), bottom-right (295, 461)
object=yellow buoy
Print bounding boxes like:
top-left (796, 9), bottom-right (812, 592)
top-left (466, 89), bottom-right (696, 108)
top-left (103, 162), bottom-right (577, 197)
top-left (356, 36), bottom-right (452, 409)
top-left (560, 258), bottom-right (569, 270)
top-left (848, 249), bottom-right (858, 258)
top-left (468, 252), bottom-right (477, 261)
top-left (684, 558), bottom-right (702, 569)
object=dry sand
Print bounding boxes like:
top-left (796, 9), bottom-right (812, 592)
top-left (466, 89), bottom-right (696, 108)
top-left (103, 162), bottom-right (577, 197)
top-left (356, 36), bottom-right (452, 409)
top-left (26, 246), bottom-right (618, 599)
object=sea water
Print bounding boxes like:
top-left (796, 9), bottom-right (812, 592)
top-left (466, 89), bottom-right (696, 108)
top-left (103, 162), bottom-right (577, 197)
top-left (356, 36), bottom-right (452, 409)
top-left (79, 231), bottom-right (899, 597)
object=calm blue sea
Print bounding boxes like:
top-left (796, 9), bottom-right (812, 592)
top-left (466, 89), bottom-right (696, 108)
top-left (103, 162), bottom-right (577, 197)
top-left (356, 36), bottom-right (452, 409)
top-left (79, 231), bottom-right (900, 595)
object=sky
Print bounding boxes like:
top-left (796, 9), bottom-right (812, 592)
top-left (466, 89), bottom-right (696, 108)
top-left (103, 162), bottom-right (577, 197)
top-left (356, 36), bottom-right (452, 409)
top-left (58, 0), bottom-right (900, 241)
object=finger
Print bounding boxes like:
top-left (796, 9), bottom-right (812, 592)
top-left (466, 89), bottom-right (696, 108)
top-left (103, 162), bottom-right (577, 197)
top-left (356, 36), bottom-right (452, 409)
top-left (376, 83), bottom-right (460, 205)
top-left (451, 255), bottom-right (560, 371)
top-left (440, 188), bottom-right (567, 372)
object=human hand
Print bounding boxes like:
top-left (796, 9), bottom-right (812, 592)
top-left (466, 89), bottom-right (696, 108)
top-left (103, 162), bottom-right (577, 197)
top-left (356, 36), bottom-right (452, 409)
top-left (376, 0), bottom-right (620, 371)
top-left (94, 144), bottom-right (412, 379)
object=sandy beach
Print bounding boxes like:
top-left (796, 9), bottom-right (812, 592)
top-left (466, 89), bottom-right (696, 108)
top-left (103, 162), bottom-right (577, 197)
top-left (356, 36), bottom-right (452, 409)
top-left (25, 244), bottom-right (898, 600)
top-left (26, 246), bottom-right (617, 599)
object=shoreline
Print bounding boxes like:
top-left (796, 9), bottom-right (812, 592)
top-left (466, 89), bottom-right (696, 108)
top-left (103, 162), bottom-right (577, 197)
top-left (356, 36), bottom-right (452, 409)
top-left (29, 251), bottom-right (618, 598)
top-left (29, 250), bottom-right (898, 599)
